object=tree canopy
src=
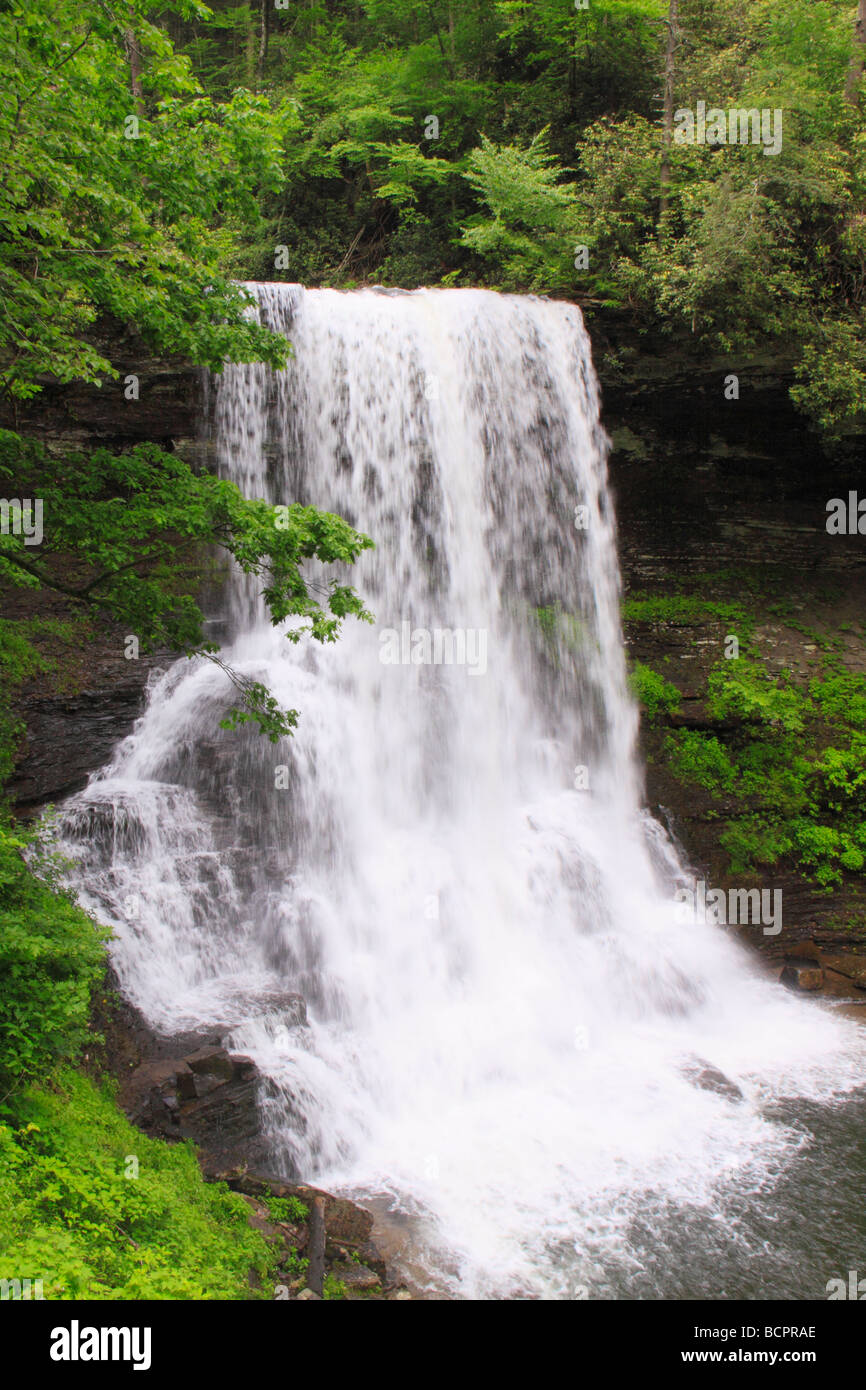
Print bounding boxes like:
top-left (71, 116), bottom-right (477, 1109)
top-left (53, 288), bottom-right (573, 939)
top-left (0, 0), bottom-right (290, 398)
top-left (2, 0), bottom-right (864, 422)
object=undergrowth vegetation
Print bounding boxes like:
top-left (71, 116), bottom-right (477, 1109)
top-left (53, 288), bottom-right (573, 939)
top-left (627, 586), bottom-right (866, 890)
top-left (0, 1072), bottom-right (272, 1299)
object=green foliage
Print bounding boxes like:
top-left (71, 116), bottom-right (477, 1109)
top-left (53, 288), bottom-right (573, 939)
top-left (628, 661), bottom-right (681, 719)
top-left (719, 819), bottom-right (793, 876)
top-left (569, 0), bottom-right (866, 430)
top-left (0, 816), bottom-right (107, 1097)
top-left (2, 0), bottom-right (863, 437)
top-left (790, 819), bottom-right (866, 886)
top-left (460, 130), bottom-right (580, 292)
top-left (666, 730), bottom-right (736, 792)
top-left (0, 1071), bottom-right (272, 1298)
top-left (791, 320), bottom-right (866, 438)
top-left (666, 657), bottom-right (866, 888)
top-left (811, 670), bottom-right (866, 726)
top-left (706, 660), bottom-right (805, 733)
top-left (0, 434), bottom-right (374, 740)
top-left (0, 0), bottom-right (291, 398)
top-left (623, 593), bottom-right (750, 628)
top-left (264, 1193), bottom-right (309, 1224)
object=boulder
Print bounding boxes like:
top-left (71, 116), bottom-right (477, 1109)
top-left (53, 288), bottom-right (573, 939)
top-left (813, 952), bottom-right (866, 992)
top-left (333, 1263), bottom-right (381, 1292)
top-left (239, 1195), bottom-right (282, 1241)
top-left (231, 1174), bottom-right (374, 1245)
top-left (326, 1237), bottom-right (387, 1282)
top-left (181, 1046), bottom-right (240, 1096)
top-left (120, 1046), bottom-right (273, 1175)
top-left (780, 960), bottom-right (824, 992)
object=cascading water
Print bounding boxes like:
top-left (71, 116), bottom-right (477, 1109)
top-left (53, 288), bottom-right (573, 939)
top-left (57, 285), bottom-right (865, 1299)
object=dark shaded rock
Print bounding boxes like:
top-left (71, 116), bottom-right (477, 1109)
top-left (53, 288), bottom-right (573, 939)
top-left (122, 1058), bottom-right (193, 1129)
top-left (326, 1237), bottom-right (388, 1282)
top-left (239, 1195), bottom-right (282, 1241)
top-left (600, 318), bottom-right (866, 993)
top-left (186, 1045), bottom-right (236, 1077)
top-left (333, 1263), bottom-right (381, 1292)
top-left (176, 1069), bottom-right (198, 1102)
top-left (177, 1067), bottom-right (258, 1137)
top-left (819, 952), bottom-right (866, 993)
top-left (682, 1057), bottom-right (744, 1103)
top-left (119, 1040), bottom-right (272, 1175)
top-left (0, 317), bottom-right (203, 455)
top-left (9, 668), bottom-right (160, 811)
top-left (356, 1238), bottom-right (388, 1282)
top-left (780, 960), bottom-right (824, 992)
top-left (184, 1046), bottom-right (237, 1093)
top-left (89, 974), bottom-right (308, 1177)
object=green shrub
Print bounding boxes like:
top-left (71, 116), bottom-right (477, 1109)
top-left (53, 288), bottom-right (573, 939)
top-left (628, 661), bottom-right (681, 718)
top-left (669, 656), bottom-right (866, 888)
top-left (665, 730), bottom-right (736, 792)
top-left (706, 660), bottom-right (804, 733)
top-left (0, 815), bottom-right (107, 1097)
top-left (0, 1071), bottom-right (273, 1299)
top-left (265, 1193), bottom-right (309, 1224)
top-left (719, 819), bottom-right (792, 874)
top-left (623, 594), bottom-right (748, 628)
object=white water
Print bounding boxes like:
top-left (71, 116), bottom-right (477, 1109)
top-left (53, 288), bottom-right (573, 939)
top-left (58, 285), bottom-right (864, 1298)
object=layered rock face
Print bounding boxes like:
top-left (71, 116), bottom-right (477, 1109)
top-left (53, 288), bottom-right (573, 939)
top-left (598, 325), bottom-right (866, 999)
top-left (0, 322), bottom-right (205, 811)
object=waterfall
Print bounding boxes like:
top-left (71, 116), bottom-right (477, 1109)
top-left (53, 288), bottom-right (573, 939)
top-left (57, 285), bottom-right (864, 1299)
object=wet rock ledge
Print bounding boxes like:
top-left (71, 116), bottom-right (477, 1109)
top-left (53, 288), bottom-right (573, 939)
top-left (90, 977), bottom-right (413, 1300)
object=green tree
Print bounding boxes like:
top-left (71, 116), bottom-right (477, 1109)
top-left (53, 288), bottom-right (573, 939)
top-left (460, 129), bottom-right (581, 291)
top-left (0, 435), bottom-right (374, 741)
top-left (0, 0), bottom-right (290, 399)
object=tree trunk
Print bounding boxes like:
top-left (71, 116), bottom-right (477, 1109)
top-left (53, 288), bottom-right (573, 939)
top-left (257, 0), bottom-right (269, 79)
top-left (124, 27), bottom-right (144, 113)
top-left (306, 1197), bottom-right (326, 1298)
top-left (244, 3), bottom-right (256, 87)
top-left (659, 0), bottom-right (679, 229)
top-left (845, 0), bottom-right (866, 104)
top-left (428, 3), bottom-right (456, 80)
